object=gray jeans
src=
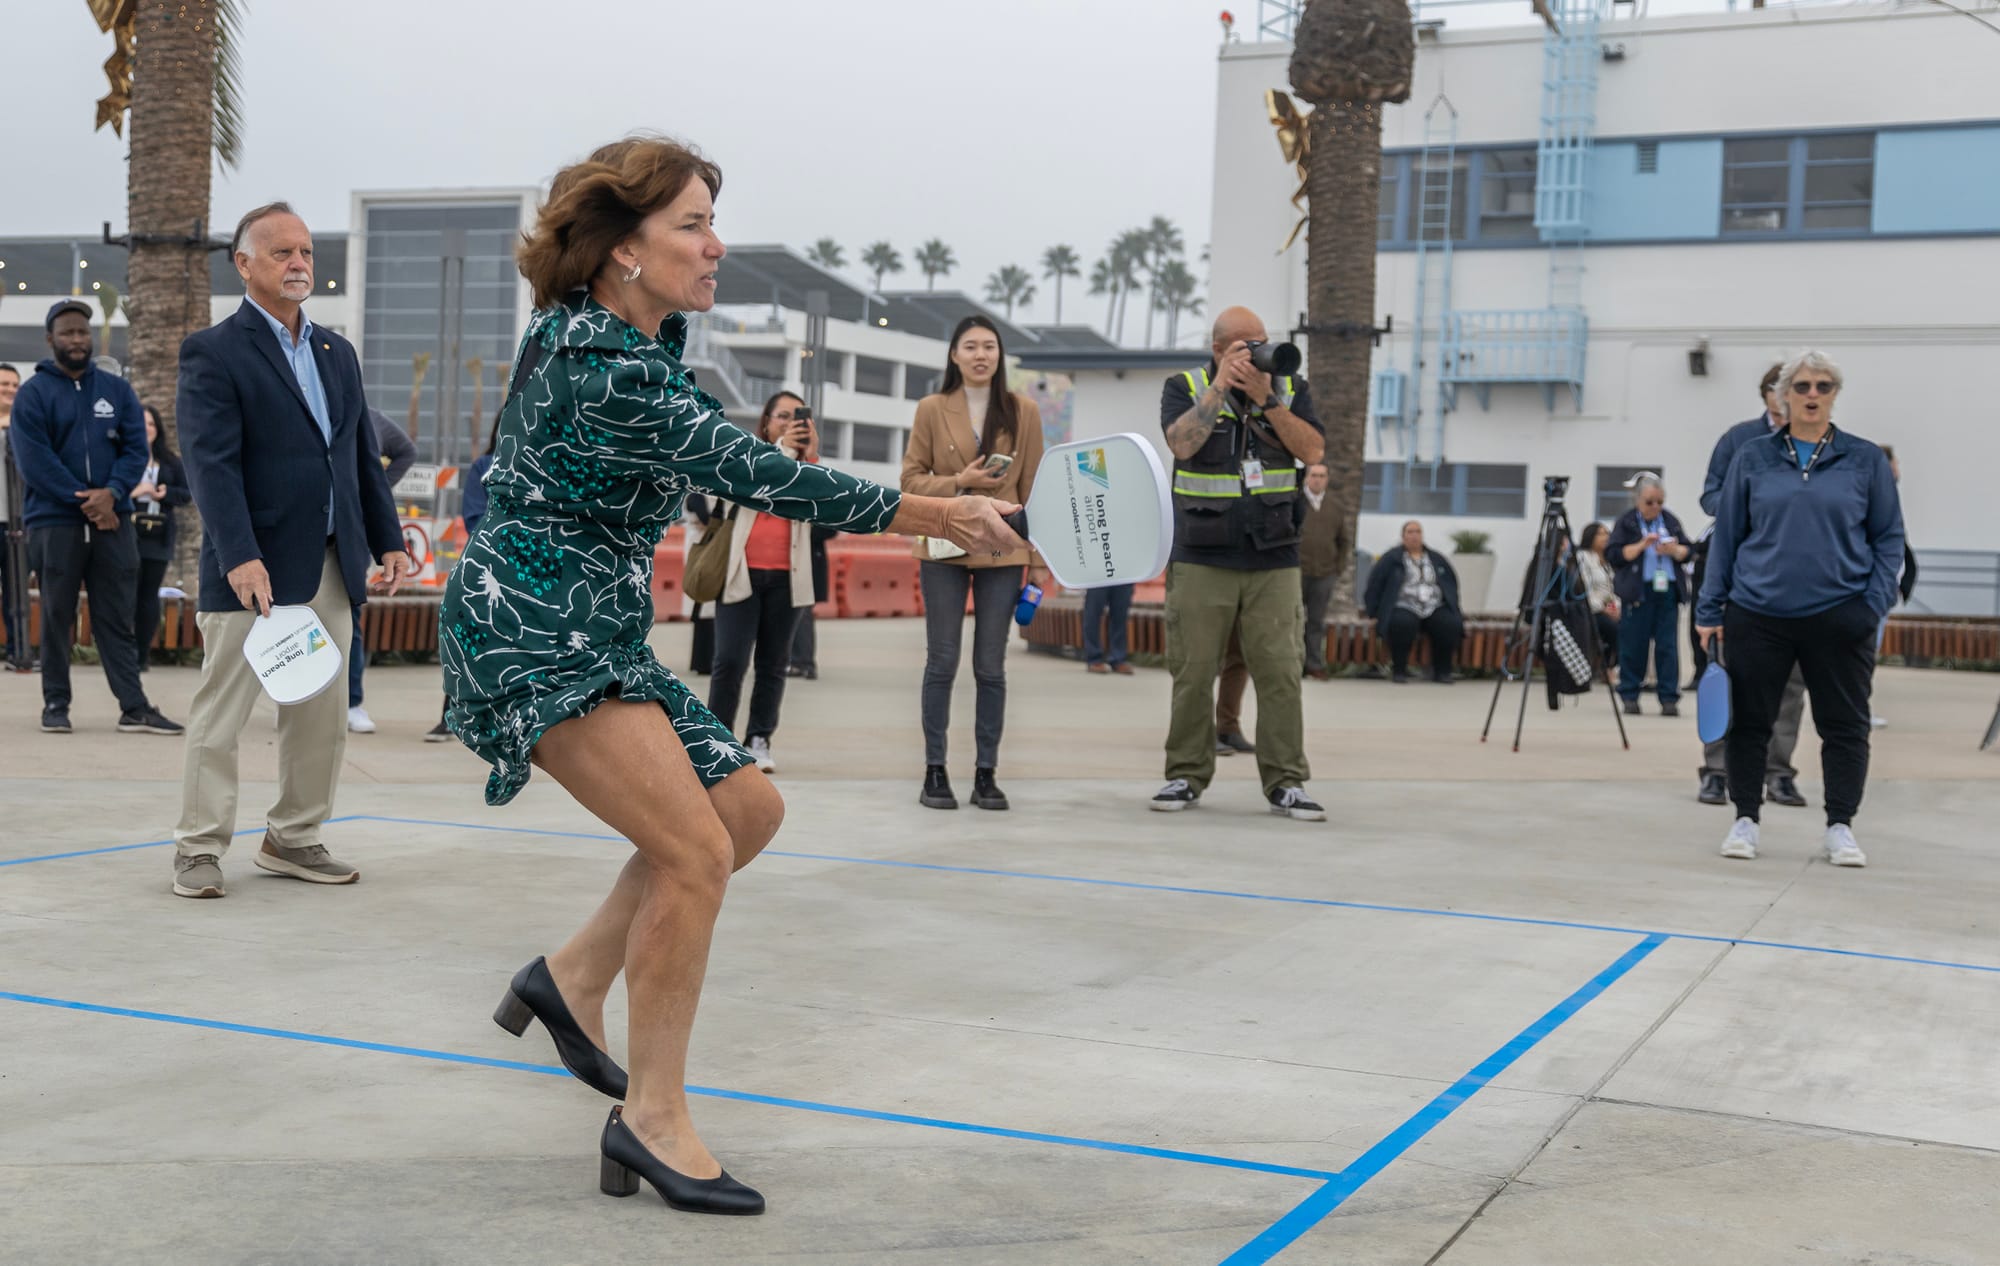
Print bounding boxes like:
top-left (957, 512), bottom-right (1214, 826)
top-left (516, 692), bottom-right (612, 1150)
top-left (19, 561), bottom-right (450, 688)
top-left (1702, 664), bottom-right (1804, 778)
top-left (1302, 571), bottom-right (1336, 673)
top-left (919, 561), bottom-right (1022, 769)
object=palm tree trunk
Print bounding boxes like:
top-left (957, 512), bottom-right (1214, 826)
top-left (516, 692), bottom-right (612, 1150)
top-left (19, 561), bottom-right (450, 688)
top-left (1304, 101), bottom-right (1383, 616)
top-left (127, 0), bottom-right (219, 594)
top-left (1053, 276), bottom-right (1063, 324)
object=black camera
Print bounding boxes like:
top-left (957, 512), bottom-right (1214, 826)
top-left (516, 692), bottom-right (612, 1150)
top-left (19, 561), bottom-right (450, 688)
top-left (1244, 339), bottom-right (1302, 376)
top-left (1543, 475), bottom-right (1570, 502)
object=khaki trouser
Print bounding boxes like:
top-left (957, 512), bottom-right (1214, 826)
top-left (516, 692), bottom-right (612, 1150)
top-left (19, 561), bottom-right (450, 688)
top-left (1165, 561), bottom-right (1309, 795)
top-left (175, 549), bottom-right (352, 860)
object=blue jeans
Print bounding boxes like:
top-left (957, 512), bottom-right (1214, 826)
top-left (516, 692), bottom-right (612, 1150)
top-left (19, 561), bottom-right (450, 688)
top-left (1617, 591), bottom-right (1681, 703)
top-left (1082, 584), bottom-right (1134, 666)
top-left (348, 604), bottom-right (365, 707)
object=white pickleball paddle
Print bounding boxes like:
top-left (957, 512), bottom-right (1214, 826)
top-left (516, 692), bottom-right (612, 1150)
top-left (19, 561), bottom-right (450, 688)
top-left (1001, 433), bottom-right (1173, 591)
top-left (241, 604), bottom-right (344, 705)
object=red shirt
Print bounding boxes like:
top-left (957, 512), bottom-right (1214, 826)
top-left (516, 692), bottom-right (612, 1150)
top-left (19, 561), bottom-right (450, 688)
top-left (744, 510), bottom-right (792, 571)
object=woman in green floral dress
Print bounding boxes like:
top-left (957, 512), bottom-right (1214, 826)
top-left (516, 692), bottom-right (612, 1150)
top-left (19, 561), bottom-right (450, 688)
top-left (440, 137), bottom-right (1021, 1216)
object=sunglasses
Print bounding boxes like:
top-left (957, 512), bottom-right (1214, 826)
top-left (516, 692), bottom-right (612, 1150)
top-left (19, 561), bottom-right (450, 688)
top-left (1790, 380), bottom-right (1838, 396)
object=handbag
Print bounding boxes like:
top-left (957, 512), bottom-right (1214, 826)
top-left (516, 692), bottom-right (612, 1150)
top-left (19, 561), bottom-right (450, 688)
top-left (133, 511), bottom-right (168, 539)
top-left (683, 503), bottom-right (738, 604)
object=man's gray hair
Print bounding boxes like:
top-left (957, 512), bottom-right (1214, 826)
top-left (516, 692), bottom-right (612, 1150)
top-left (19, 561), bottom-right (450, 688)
top-left (1625, 471), bottom-right (1665, 501)
top-left (232, 201), bottom-right (299, 256)
top-left (1774, 349), bottom-right (1843, 421)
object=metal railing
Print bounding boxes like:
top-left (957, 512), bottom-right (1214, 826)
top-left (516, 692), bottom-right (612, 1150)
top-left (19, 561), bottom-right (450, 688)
top-left (680, 313), bottom-right (776, 413)
top-left (1909, 550), bottom-right (2000, 618)
top-left (1439, 307), bottom-right (1588, 410)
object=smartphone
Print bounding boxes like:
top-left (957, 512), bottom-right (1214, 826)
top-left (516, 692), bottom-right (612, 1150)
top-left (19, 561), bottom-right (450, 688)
top-left (981, 453), bottom-right (1014, 474)
top-left (792, 406), bottom-right (812, 424)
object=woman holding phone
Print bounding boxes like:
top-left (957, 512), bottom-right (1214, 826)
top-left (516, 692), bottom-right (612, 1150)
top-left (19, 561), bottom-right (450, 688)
top-left (705, 391), bottom-right (820, 771)
top-left (900, 316), bottom-right (1045, 812)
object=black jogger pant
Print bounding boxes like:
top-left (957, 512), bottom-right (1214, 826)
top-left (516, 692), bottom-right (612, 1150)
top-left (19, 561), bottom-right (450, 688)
top-left (1722, 597), bottom-right (1877, 826)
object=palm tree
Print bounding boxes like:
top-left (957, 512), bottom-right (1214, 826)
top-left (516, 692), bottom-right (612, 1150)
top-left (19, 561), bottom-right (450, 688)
top-left (1142, 216), bottom-right (1185, 349)
top-left (805, 238), bottom-right (846, 271)
top-left (983, 265), bottom-right (1036, 320)
top-left (1152, 260), bottom-right (1203, 347)
top-left (861, 241), bottom-right (904, 292)
top-left (87, 0), bottom-right (247, 588)
top-left (1111, 228), bottom-right (1151, 345)
top-left (1289, 0), bottom-right (1415, 612)
top-left (1039, 244), bottom-right (1080, 324)
top-left (1088, 256), bottom-right (1119, 337)
top-left (914, 238), bottom-right (957, 291)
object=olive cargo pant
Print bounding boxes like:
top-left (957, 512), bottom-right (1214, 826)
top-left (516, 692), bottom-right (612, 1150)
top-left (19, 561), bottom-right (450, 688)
top-left (1164, 561), bottom-right (1309, 796)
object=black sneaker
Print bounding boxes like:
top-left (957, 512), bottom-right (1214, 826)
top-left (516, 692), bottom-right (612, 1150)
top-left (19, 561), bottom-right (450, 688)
top-left (41, 707), bottom-right (72, 734)
top-left (1391, 670), bottom-right (1414, 684)
top-left (1660, 700), bottom-right (1680, 718)
top-left (1622, 698), bottom-right (1642, 715)
top-left (1216, 731), bottom-right (1255, 757)
top-left (919, 764), bottom-right (958, 810)
top-left (971, 768), bottom-right (1009, 811)
top-left (1697, 772), bottom-right (1728, 805)
top-left (1268, 785), bottom-right (1327, 821)
top-left (424, 718), bottom-right (453, 743)
top-left (118, 706), bottom-right (184, 735)
top-left (1150, 778), bottom-right (1200, 812)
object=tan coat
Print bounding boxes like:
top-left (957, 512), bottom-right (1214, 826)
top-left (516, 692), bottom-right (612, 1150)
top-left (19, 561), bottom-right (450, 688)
top-left (899, 389), bottom-right (1044, 569)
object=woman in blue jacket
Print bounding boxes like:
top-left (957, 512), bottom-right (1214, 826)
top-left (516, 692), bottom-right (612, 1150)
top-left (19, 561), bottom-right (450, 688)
top-left (1606, 473), bottom-right (1691, 715)
top-left (1696, 350), bottom-right (1904, 868)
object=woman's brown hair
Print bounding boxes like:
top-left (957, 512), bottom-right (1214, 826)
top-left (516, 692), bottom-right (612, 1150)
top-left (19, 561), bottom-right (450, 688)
top-left (516, 135), bottom-right (722, 309)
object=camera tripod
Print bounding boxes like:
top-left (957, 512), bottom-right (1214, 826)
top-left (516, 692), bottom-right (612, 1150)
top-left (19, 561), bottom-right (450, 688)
top-left (2, 448), bottom-right (31, 672)
top-left (1480, 483), bottom-right (1629, 752)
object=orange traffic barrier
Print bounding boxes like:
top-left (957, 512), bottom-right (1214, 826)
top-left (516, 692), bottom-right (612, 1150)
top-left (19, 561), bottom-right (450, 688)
top-left (836, 550), bottom-right (923, 618)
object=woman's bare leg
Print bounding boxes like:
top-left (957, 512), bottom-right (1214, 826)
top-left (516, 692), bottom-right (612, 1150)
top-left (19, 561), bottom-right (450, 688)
top-left (533, 697), bottom-right (785, 1178)
top-left (541, 738), bottom-right (787, 1051)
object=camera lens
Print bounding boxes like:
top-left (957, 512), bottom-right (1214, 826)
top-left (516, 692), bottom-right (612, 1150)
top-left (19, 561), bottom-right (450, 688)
top-left (1248, 340), bottom-right (1302, 377)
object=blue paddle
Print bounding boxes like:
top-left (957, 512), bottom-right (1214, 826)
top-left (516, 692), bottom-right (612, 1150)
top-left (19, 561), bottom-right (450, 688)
top-left (1696, 642), bottom-right (1731, 746)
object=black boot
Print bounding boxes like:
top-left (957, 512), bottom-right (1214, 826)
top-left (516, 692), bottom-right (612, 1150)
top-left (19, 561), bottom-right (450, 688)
top-left (971, 767), bottom-right (1009, 811)
top-left (919, 764), bottom-right (958, 810)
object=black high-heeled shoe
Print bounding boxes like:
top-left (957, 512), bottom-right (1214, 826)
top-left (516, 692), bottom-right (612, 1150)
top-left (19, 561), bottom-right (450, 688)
top-left (599, 1106), bottom-right (765, 1215)
top-left (492, 957), bottom-right (629, 1100)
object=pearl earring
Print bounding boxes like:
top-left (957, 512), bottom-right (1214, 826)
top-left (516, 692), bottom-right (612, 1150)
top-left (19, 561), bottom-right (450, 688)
top-left (623, 262), bottom-right (642, 283)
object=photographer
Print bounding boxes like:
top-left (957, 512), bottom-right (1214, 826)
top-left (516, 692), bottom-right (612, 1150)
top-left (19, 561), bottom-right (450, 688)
top-left (1150, 307), bottom-right (1326, 821)
top-left (706, 391), bottom-right (823, 774)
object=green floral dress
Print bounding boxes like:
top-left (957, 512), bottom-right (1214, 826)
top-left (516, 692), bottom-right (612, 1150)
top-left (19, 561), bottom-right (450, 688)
top-left (440, 295), bottom-right (901, 805)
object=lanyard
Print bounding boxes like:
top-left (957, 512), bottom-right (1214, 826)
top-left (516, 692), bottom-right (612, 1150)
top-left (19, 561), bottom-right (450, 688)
top-left (1792, 425), bottom-right (1834, 482)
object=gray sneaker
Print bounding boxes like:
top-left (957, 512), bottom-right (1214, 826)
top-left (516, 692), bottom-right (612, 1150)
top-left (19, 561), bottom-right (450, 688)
top-left (253, 833), bottom-right (360, 885)
top-left (172, 854), bottom-right (226, 899)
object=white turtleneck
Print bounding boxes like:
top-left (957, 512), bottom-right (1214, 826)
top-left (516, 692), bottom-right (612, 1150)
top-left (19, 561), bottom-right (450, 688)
top-left (963, 384), bottom-right (990, 444)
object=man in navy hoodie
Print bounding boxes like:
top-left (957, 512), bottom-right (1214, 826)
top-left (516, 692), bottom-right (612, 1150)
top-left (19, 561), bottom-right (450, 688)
top-left (9, 300), bottom-right (182, 735)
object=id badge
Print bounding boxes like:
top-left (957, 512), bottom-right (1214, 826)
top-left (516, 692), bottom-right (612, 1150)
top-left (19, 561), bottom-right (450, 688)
top-left (1653, 570), bottom-right (1669, 593)
top-left (1241, 458), bottom-right (1265, 490)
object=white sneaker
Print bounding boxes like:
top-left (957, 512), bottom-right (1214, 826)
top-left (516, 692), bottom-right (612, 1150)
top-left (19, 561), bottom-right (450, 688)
top-left (1870, 715), bottom-right (1888, 729)
top-left (748, 736), bottom-right (776, 773)
top-left (1824, 823), bottom-right (1867, 867)
top-left (347, 706), bottom-right (376, 734)
top-left (1720, 817), bottom-right (1759, 860)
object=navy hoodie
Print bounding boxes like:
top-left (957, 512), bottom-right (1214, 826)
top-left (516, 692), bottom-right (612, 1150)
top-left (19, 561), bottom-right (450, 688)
top-left (9, 358), bottom-right (148, 529)
top-left (1696, 425), bottom-right (1905, 626)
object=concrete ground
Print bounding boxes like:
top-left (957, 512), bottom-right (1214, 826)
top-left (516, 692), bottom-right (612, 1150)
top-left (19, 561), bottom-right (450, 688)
top-left (1, 617), bottom-right (1996, 1266)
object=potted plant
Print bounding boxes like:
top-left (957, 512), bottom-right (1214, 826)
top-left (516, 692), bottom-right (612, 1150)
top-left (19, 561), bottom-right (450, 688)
top-left (1449, 529), bottom-right (1496, 613)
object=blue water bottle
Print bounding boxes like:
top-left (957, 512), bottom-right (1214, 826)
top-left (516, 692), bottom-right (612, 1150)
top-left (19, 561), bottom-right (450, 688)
top-left (1014, 582), bottom-right (1044, 627)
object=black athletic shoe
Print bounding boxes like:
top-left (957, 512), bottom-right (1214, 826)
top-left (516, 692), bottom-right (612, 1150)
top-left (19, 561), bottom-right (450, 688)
top-left (971, 768), bottom-right (1009, 811)
top-left (118, 706), bottom-right (184, 736)
top-left (1216, 731), bottom-right (1255, 756)
top-left (41, 707), bottom-right (72, 734)
top-left (1660, 700), bottom-right (1681, 718)
top-left (424, 718), bottom-right (453, 743)
top-left (919, 764), bottom-right (958, 810)
top-left (1150, 778), bottom-right (1200, 812)
top-left (1268, 786), bottom-right (1327, 822)
top-left (1766, 774), bottom-right (1807, 807)
top-left (1697, 772), bottom-right (1728, 805)
top-left (1622, 698), bottom-right (1642, 715)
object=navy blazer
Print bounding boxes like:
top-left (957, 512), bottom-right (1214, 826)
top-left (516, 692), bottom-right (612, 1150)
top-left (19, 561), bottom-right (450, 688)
top-left (1606, 505), bottom-right (1692, 609)
top-left (177, 300), bottom-right (403, 612)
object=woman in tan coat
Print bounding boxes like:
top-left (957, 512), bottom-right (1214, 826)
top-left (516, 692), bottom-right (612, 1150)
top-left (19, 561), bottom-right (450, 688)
top-left (900, 315), bottom-right (1044, 811)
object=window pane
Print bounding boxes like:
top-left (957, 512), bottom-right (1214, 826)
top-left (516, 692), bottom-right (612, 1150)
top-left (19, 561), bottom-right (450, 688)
top-left (1805, 164), bottom-right (1872, 203)
top-left (1378, 171), bottom-right (1400, 242)
top-left (1725, 138), bottom-right (1789, 164)
top-left (1724, 207), bottom-right (1786, 233)
top-left (1399, 475), bottom-right (1455, 516)
top-left (1409, 158), bottom-right (1468, 241)
top-left (1595, 465), bottom-right (1662, 522)
top-left (1363, 462), bottom-right (1388, 511)
top-left (1808, 133), bottom-right (1873, 161)
top-left (1463, 489), bottom-right (1525, 517)
top-left (1802, 204), bottom-right (1870, 231)
top-left (1724, 166), bottom-right (1788, 204)
top-left (1487, 149), bottom-right (1536, 176)
top-left (850, 423), bottom-right (896, 463)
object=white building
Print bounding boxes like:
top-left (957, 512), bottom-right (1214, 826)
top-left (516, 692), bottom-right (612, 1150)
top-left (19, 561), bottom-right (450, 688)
top-left (1025, 0), bottom-right (2000, 615)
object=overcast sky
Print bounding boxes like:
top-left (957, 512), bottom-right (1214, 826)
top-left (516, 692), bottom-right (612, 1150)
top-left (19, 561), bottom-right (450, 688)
top-left (14, 0), bottom-right (1241, 330)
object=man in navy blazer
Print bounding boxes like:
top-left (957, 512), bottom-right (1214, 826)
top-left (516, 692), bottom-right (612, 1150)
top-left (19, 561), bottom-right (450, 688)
top-left (170, 201), bottom-right (412, 899)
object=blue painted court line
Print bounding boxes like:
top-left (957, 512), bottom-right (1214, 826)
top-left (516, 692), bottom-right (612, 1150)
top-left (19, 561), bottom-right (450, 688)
top-left (344, 815), bottom-right (2000, 977)
top-left (0, 818), bottom-right (360, 869)
top-left (0, 988), bottom-right (1342, 1184)
top-left (1217, 935), bottom-right (1668, 1266)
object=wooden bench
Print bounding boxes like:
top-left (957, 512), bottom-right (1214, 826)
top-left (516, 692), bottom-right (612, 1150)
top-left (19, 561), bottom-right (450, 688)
top-left (3, 592), bottom-right (446, 656)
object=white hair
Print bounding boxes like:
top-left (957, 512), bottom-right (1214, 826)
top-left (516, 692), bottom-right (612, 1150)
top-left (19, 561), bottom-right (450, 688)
top-left (1775, 350), bottom-right (1843, 422)
top-left (1625, 471), bottom-right (1665, 502)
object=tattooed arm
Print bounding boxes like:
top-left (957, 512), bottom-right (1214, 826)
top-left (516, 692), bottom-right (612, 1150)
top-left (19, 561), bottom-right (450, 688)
top-left (1163, 377), bottom-right (1229, 462)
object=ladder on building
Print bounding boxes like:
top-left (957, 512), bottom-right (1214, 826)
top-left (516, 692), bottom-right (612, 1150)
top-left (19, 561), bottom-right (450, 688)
top-left (1537, 0), bottom-right (1601, 406)
top-left (1403, 95), bottom-right (1458, 470)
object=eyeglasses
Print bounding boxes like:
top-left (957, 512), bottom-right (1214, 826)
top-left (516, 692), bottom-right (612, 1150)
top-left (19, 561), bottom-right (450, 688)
top-left (1790, 380), bottom-right (1838, 396)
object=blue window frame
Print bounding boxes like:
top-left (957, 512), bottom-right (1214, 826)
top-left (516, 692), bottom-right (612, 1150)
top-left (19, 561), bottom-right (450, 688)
top-left (1722, 133), bottom-right (1875, 236)
top-left (1378, 148), bottom-right (1538, 246)
top-left (1363, 462), bottom-right (1529, 518)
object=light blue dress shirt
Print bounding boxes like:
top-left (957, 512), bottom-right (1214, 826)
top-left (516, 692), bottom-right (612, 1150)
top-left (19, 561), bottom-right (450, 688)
top-left (246, 296), bottom-right (334, 533)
